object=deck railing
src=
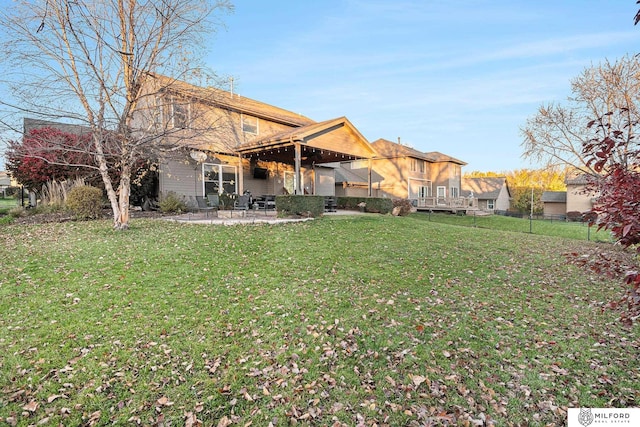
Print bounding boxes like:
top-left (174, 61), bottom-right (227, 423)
top-left (415, 197), bottom-right (478, 210)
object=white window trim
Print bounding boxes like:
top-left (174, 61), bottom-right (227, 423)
top-left (202, 163), bottom-right (238, 195)
top-left (436, 186), bottom-right (446, 205)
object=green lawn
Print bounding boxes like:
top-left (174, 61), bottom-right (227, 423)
top-left (0, 198), bottom-right (18, 209)
top-left (0, 215), bottom-right (638, 426)
top-left (413, 211), bottom-right (612, 242)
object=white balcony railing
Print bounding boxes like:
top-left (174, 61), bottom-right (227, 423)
top-left (415, 197), bottom-right (478, 210)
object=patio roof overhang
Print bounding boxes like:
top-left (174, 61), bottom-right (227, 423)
top-left (236, 117), bottom-right (377, 165)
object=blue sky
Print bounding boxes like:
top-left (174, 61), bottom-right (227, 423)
top-left (205, 0), bottom-right (640, 172)
top-left (1, 1), bottom-right (639, 172)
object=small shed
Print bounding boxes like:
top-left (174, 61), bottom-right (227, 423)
top-left (541, 191), bottom-right (567, 218)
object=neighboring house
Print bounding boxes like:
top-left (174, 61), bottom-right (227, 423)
top-left (541, 191), bottom-right (567, 218)
top-left (135, 74), bottom-right (378, 203)
top-left (0, 171), bottom-right (13, 191)
top-left (565, 174), bottom-right (597, 213)
top-left (461, 177), bottom-right (511, 212)
top-left (354, 138), bottom-right (469, 210)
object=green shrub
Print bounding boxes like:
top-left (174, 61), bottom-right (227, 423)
top-left (337, 196), bottom-right (393, 214)
top-left (158, 192), bottom-right (187, 213)
top-left (276, 195), bottom-right (324, 217)
top-left (65, 185), bottom-right (104, 220)
top-left (392, 199), bottom-right (413, 216)
top-left (219, 193), bottom-right (236, 210)
top-left (0, 215), bottom-right (14, 225)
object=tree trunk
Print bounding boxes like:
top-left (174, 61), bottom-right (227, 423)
top-left (116, 163), bottom-right (131, 230)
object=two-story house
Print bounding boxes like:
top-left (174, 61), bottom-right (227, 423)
top-left (136, 74), bottom-right (377, 203)
top-left (342, 138), bottom-right (468, 209)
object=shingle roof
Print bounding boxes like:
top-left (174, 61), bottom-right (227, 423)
top-left (371, 138), bottom-right (466, 165)
top-left (461, 177), bottom-right (509, 199)
top-left (148, 74), bottom-right (315, 127)
top-left (565, 174), bottom-right (593, 185)
top-left (541, 191), bottom-right (567, 203)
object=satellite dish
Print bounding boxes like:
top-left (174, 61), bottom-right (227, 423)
top-left (190, 151), bottom-right (207, 163)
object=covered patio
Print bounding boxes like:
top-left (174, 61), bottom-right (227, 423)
top-left (237, 117), bottom-right (377, 196)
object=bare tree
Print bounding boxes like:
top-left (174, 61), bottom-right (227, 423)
top-left (521, 55), bottom-right (640, 175)
top-left (0, 0), bottom-right (232, 229)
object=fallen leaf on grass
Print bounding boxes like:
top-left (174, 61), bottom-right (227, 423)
top-left (184, 411), bottom-right (200, 427)
top-left (156, 396), bottom-right (174, 407)
top-left (23, 400), bottom-right (38, 412)
top-left (411, 374), bottom-right (427, 387)
top-left (47, 394), bottom-right (67, 403)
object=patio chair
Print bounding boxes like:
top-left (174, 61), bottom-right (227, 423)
top-left (195, 195), bottom-right (216, 218)
top-left (207, 194), bottom-right (220, 210)
top-left (234, 194), bottom-right (251, 212)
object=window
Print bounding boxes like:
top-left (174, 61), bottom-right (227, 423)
top-left (242, 114), bottom-right (258, 135)
top-left (411, 158), bottom-right (426, 173)
top-left (152, 96), bottom-right (164, 130)
top-left (170, 96), bottom-right (190, 129)
top-left (203, 164), bottom-right (237, 195)
top-left (487, 199), bottom-right (495, 210)
top-left (450, 187), bottom-right (459, 198)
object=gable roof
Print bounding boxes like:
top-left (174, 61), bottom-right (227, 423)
top-left (541, 191), bottom-right (567, 203)
top-left (461, 177), bottom-right (510, 199)
top-left (237, 117), bottom-right (377, 162)
top-left (147, 73), bottom-right (315, 127)
top-left (371, 138), bottom-right (466, 165)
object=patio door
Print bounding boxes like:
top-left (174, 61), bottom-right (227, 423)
top-left (436, 186), bottom-right (446, 205)
top-left (409, 178), bottom-right (432, 207)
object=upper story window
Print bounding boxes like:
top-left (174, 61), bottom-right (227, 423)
top-left (411, 158), bottom-right (426, 173)
top-left (242, 114), bottom-right (258, 135)
top-left (170, 95), bottom-right (190, 129)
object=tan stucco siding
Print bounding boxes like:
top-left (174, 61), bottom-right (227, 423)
top-left (495, 187), bottom-right (510, 211)
top-left (566, 184), bottom-right (595, 212)
top-left (370, 157), bottom-right (410, 199)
